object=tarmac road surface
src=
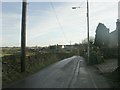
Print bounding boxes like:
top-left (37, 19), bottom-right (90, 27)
top-left (4, 56), bottom-right (110, 88)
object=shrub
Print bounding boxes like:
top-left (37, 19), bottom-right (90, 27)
top-left (2, 52), bottom-right (74, 87)
top-left (89, 50), bottom-right (104, 65)
top-left (83, 45), bottom-right (104, 65)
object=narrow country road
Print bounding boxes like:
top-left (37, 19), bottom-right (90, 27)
top-left (4, 56), bottom-right (110, 88)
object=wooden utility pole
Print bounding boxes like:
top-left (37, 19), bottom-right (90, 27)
top-left (72, 0), bottom-right (90, 62)
top-left (87, 0), bottom-right (90, 63)
top-left (117, 19), bottom-right (120, 79)
top-left (117, 1), bottom-right (120, 79)
top-left (21, 0), bottom-right (27, 72)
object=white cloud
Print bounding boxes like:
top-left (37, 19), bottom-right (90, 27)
top-left (2, 1), bottom-right (118, 46)
top-left (2, 13), bottom-right (21, 46)
top-left (27, 1), bottom-right (118, 46)
top-left (27, 2), bottom-right (87, 39)
top-left (89, 2), bottom-right (118, 33)
top-left (0, 3), bottom-right (2, 47)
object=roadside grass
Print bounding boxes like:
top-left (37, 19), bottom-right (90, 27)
top-left (2, 53), bottom-right (74, 87)
top-left (2, 55), bottom-right (58, 87)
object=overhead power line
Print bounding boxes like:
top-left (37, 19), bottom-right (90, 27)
top-left (79, 0), bottom-right (86, 7)
top-left (50, 1), bottom-right (69, 44)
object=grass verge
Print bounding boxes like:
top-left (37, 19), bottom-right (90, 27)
top-left (2, 58), bottom-right (58, 87)
top-left (2, 53), bottom-right (74, 87)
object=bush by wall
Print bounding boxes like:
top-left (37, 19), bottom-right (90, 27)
top-left (89, 50), bottom-right (104, 65)
top-left (2, 52), bottom-right (74, 87)
top-left (83, 46), bottom-right (104, 65)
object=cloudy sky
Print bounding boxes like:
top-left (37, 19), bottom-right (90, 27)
top-left (1, 0), bottom-right (119, 47)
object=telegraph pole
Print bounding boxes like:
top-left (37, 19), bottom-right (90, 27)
top-left (117, 1), bottom-right (120, 79)
top-left (72, 0), bottom-right (90, 62)
top-left (21, 0), bottom-right (27, 72)
top-left (117, 19), bottom-right (120, 79)
top-left (87, 0), bottom-right (90, 63)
